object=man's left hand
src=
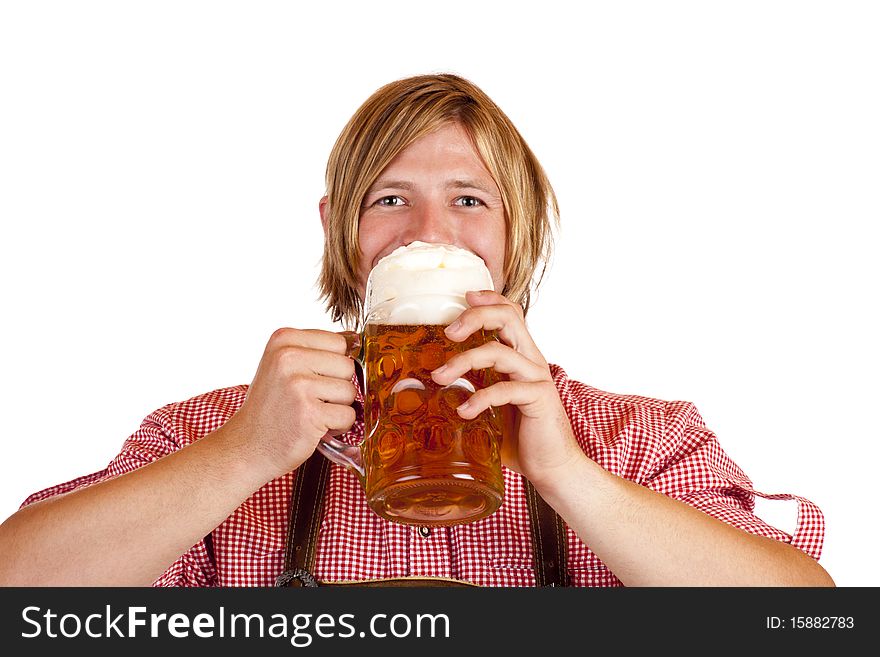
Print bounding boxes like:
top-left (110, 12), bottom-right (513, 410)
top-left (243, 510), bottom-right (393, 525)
top-left (430, 290), bottom-right (585, 489)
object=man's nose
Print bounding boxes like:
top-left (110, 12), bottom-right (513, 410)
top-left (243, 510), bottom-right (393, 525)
top-left (403, 203), bottom-right (457, 245)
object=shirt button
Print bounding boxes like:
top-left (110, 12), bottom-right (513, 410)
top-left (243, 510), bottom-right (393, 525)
top-left (418, 526), bottom-right (431, 538)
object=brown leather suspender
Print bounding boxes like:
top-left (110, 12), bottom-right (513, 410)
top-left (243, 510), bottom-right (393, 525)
top-left (274, 448), bottom-right (331, 588)
top-left (275, 451), bottom-right (570, 587)
top-left (524, 478), bottom-right (570, 587)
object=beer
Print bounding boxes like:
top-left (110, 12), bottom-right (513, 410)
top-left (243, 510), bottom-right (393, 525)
top-left (362, 323), bottom-right (504, 525)
top-left (316, 241), bottom-right (508, 526)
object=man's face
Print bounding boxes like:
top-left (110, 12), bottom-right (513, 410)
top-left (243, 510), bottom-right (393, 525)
top-left (353, 122), bottom-right (507, 300)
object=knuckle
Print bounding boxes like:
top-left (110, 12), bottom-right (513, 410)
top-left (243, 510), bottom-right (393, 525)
top-left (267, 328), bottom-right (308, 355)
top-left (459, 307), bottom-right (479, 324)
top-left (277, 346), bottom-right (305, 370)
top-left (504, 303), bottom-right (524, 321)
top-left (269, 327), bottom-right (293, 344)
top-left (304, 404), bottom-right (326, 434)
top-left (286, 372), bottom-right (314, 396)
top-left (486, 340), bottom-right (507, 356)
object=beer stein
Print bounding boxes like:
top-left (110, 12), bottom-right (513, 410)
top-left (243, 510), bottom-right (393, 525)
top-left (317, 242), bottom-right (505, 526)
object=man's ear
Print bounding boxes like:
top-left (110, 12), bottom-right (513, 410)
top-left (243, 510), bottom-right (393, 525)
top-left (319, 195), bottom-right (329, 236)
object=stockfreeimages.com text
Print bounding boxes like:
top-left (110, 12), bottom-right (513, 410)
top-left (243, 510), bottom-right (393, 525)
top-left (21, 605), bottom-right (450, 646)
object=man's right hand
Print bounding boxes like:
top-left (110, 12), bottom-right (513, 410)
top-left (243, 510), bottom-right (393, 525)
top-left (0, 327), bottom-right (361, 585)
top-left (226, 328), bottom-right (360, 481)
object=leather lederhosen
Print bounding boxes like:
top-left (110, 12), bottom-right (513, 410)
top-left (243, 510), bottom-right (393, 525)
top-left (274, 449), bottom-right (570, 588)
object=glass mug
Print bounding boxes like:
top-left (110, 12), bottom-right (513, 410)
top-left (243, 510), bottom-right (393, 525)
top-left (317, 242), bottom-right (506, 526)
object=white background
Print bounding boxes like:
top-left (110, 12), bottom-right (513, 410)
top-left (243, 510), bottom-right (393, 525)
top-left (1, 1), bottom-right (877, 586)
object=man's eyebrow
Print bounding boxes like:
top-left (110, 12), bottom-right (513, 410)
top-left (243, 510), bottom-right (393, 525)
top-left (365, 178), bottom-right (500, 196)
top-left (446, 179), bottom-right (499, 196)
top-left (366, 179), bottom-right (414, 192)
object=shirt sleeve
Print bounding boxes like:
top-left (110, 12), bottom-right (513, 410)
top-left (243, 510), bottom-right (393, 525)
top-left (19, 409), bottom-right (218, 586)
top-left (644, 398), bottom-right (825, 560)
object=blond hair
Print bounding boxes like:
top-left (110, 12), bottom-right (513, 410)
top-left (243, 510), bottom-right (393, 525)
top-left (319, 73), bottom-right (559, 329)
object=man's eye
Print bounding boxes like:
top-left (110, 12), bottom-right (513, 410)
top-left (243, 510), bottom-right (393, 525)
top-left (454, 196), bottom-right (483, 208)
top-left (376, 196), bottom-right (405, 207)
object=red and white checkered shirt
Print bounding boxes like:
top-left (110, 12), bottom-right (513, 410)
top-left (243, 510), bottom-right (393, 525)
top-left (21, 364), bottom-right (824, 586)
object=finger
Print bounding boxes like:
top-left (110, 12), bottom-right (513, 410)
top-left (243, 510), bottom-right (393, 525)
top-left (431, 341), bottom-right (548, 384)
top-left (444, 293), bottom-right (545, 365)
top-left (277, 347), bottom-right (356, 381)
top-left (266, 328), bottom-right (358, 356)
top-left (463, 289), bottom-right (518, 309)
top-left (307, 376), bottom-right (359, 406)
top-left (455, 380), bottom-right (559, 420)
top-left (320, 402), bottom-right (358, 433)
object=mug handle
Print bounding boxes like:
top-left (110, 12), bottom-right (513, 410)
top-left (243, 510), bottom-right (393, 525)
top-left (316, 435), bottom-right (365, 478)
top-left (316, 330), bottom-right (366, 478)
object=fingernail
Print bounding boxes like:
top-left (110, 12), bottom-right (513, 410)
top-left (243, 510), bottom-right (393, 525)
top-left (445, 320), bottom-right (461, 335)
top-left (432, 364), bottom-right (447, 375)
top-left (457, 400), bottom-right (471, 413)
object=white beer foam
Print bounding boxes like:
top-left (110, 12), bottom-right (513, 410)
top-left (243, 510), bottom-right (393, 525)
top-left (365, 242), bottom-right (494, 325)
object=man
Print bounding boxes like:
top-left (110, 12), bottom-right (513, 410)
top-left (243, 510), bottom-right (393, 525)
top-left (0, 74), bottom-right (834, 587)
